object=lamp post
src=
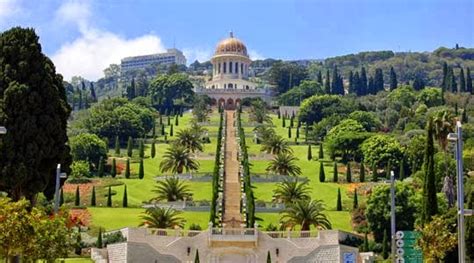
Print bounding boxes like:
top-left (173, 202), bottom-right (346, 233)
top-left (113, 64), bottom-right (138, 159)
top-left (390, 171), bottom-right (396, 263)
top-left (447, 121), bottom-right (465, 263)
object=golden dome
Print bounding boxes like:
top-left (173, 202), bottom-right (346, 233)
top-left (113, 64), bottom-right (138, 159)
top-left (215, 32), bottom-right (248, 57)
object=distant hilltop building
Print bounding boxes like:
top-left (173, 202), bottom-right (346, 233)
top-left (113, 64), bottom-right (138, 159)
top-left (195, 32), bottom-right (272, 109)
top-left (120, 48), bottom-right (186, 72)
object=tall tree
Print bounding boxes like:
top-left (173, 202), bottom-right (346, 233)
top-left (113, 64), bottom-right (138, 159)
top-left (331, 65), bottom-right (342, 94)
top-left (139, 139), bottom-right (145, 158)
top-left (316, 70), bottom-right (323, 84)
top-left (114, 135), bottom-right (120, 155)
top-left (421, 119), bottom-right (438, 224)
top-left (466, 67), bottom-right (473, 93)
top-left (348, 70), bottom-right (355, 94)
top-left (122, 185), bottom-right (128, 207)
top-left (139, 159), bottom-right (144, 179)
top-left (333, 161), bottom-right (338, 182)
top-left (97, 157), bottom-right (104, 177)
top-left (346, 162), bottom-right (352, 183)
top-left (307, 144), bottom-right (312, 161)
top-left (111, 158), bottom-right (116, 178)
top-left (360, 161), bottom-right (365, 182)
top-left (360, 67), bottom-right (368, 95)
top-left (0, 27), bottom-right (72, 202)
top-left (324, 69), bottom-right (331, 94)
top-left (374, 68), bottom-right (384, 92)
top-left (413, 75), bottom-right (425, 91)
top-left (125, 158), bottom-right (131, 179)
top-left (353, 71), bottom-right (361, 96)
top-left (89, 82), bottom-right (97, 102)
top-left (389, 66), bottom-right (397, 90)
top-left (441, 62), bottom-right (448, 90)
top-left (459, 68), bottom-right (466, 92)
top-left (319, 162), bottom-right (325, 182)
top-left (367, 76), bottom-right (375, 94)
top-left (127, 137), bottom-right (133, 157)
top-left (336, 188), bottom-right (342, 211)
top-left (107, 186), bottom-right (112, 207)
top-left (353, 188), bottom-right (358, 209)
top-left (319, 143), bottom-right (324, 159)
top-left (91, 186), bottom-right (96, 206)
top-left (151, 140), bottom-right (156, 158)
top-left (75, 186), bottom-right (80, 206)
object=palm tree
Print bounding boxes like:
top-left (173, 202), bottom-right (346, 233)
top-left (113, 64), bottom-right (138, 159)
top-left (160, 145), bottom-right (199, 174)
top-left (175, 128), bottom-right (203, 153)
top-left (432, 110), bottom-right (455, 206)
top-left (249, 99), bottom-right (272, 124)
top-left (254, 125), bottom-right (276, 142)
top-left (280, 199), bottom-right (332, 231)
top-left (273, 179), bottom-right (310, 204)
top-left (152, 176), bottom-right (193, 202)
top-left (261, 135), bottom-right (292, 155)
top-left (266, 153), bottom-right (302, 176)
top-left (139, 206), bottom-right (185, 229)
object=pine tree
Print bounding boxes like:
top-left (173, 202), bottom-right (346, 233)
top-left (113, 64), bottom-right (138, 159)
top-left (317, 70), bottom-right (323, 84)
top-left (371, 163), bottom-right (377, 182)
top-left (319, 162), bottom-right (326, 182)
top-left (336, 188), bottom-right (342, 211)
top-left (175, 115), bottom-right (179, 126)
top-left (97, 157), bottom-right (104, 177)
top-left (267, 251), bottom-right (271, 263)
top-left (399, 158), bottom-right (405, 180)
top-left (127, 137), bottom-right (133, 157)
top-left (170, 124), bottom-right (174, 136)
top-left (91, 186), bottom-right (96, 206)
top-left (382, 230), bottom-right (389, 259)
top-left (442, 62), bottom-right (448, 90)
top-left (288, 127), bottom-right (291, 138)
top-left (151, 140), bottom-right (156, 158)
top-left (111, 158), bottom-right (117, 178)
top-left (389, 66), bottom-right (397, 90)
top-left (460, 68), bottom-right (466, 92)
top-left (139, 159), bottom-right (144, 179)
top-left (333, 162), bottom-right (338, 182)
top-left (346, 162), bottom-right (352, 183)
top-left (139, 139), bottom-right (144, 158)
top-left (123, 185), bottom-right (128, 207)
top-left (360, 161), bottom-right (365, 182)
top-left (422, 119), bottom-right (438, 223)
top-left (374, 68), bottom-right (384, 92)
top-left (125, 158), bottom-right (131, 179)
top-left (107, 186), bottom-right (112, 207)
top-left (195, 249), bottom-right (200, 263)
top-left (360, 67), bottom-right (368, 95)
top-left (60, 188), bottom-right (64, 206)
top-left (75, 186), bottom-right (80, 206)
top-left (353, 188), bottom-right (358, 209)
top-left (307, 144), bottom-right (312, 161)
top-left (466, 67), bottom-right (473, 93)
top-left (324, 69), bottom-right (331, 94)
top-left (319, 143), bottom-right (324, 159)
top-left (114, 135), bottom-right (120, 155)
top-left (97, 228), bottom-right (103, 248)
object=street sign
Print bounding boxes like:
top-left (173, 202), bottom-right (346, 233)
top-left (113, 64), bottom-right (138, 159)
top-left (395, 231), bottom-right (423, 263)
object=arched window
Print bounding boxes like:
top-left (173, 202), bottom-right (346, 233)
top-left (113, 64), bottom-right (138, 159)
top-left (223, 62), bottom-right (226, 73)
top-left (229, 61), bottom-right (233, 73)
top-left (228, 83), bottom-right (233, 89)
top-left (212, 85), bottom-right (215, 89)
top-left (235, 62), bottom-right (239, 74)
top-left (218, 63), bottom-right (221, 74)
top-left (241, 64), bottom-right (244, 75)
top-left (246, 85), bottom-right (249, 90)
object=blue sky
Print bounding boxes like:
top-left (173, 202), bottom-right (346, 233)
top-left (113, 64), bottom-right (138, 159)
top-left (0, 0), bottom-right (472, 80)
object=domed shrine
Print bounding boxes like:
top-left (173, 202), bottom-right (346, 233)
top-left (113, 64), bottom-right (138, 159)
top-left (195, 32), bottom-right (272, 109)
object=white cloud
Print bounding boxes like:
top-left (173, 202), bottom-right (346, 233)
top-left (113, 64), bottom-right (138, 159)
top-left (249, 49), bottom-right (265, 60)
top-left (51, 0), bottom-right (166, 81)
top-left (182, 47), bottom-right (212, 64)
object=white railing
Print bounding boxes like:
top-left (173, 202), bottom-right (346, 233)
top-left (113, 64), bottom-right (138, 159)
top-left (195, 87), bottom-right (270, 94)
top-left (146, 228), bottom-right (202, 237)
top-left (263, 230), bottom-right (319, 239)
top-left (209, 227), bottom-right (258, 243)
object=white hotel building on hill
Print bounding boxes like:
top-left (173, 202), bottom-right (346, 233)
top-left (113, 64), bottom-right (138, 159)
top-left (120, 48), bottom-right (186, 72)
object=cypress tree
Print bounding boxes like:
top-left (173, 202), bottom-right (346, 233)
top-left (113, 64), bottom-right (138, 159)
top-left (353, 72), bottom-right (361, 96)
top-left (399, 159), bottom-right (405, 180)
top-left (267, 251), bottom-right (271, 263)
top-left (60, 188), bottom-right (64, 206)
top-left (413, 75), bottom-right (425, 91)
top-left (277, 110), bottom-right (281, 119)
top-left (382, 230), bottom-right (389, 259)
top-left (167, 115), bottom-right (171, 126)
top-left (107, 186), bottom-right (112, 207)
top-left (151, 140), bottom-right (156, 158)
top-left (360, 67), bottom-right (368, 95)
top-left (389, 66), bottom-right (397, 90)
top-left (114, 135), bottom-right (120, 156)
top-left (152, 121), bottom-right (156, 137)
top-left (363, 232), bottom-right (369, 252)
top-left (374, 68), bottom-right (384, 92)
top-left (331, 65), bottom-right (339, 94)
top-left (460, 68), bottom-right (466, 92)
top-left (139, 139), bottom-right (144, 158)
top-left (97, 228), bottom-right (103, 248)
top-left (90, 82), bottom-right (97, 102)
top-left (346, 162), bottom-right (352, 183)
top-left (175, 115), bottom-right (179, 126)
top-left (333, 161), bottom-right (338, 182)
top-left (450, 67), bottom-right (457, 92)
top-left (324, 69), bottom-right (331, 94)
top-left (111, 158), bottom-right (117, 178)
top-left (78, 89), bottom-right (83, 110)
top-left (127, 136), bottom-right (133, 157)
top-left (159, 114), bottom-right (163, 125)
top-left (317, 70), bottom-right (323, 84)
top-left (75, 186), bottom-right (80, 206)
top-left (422, 119), bottom-right (438, 223)
top-left (139, 159), bottom-right (144, 179)
top-left (307, 144), bottom-right (312, 161)
top-left (348, 70), bottom-right (355, 94)
top-left (319, 143), bottom-right (324, 159)
top-left (125, 158), bottom-right (131, 179)
top-left (170, 124), bottom-right (174, 136)
top-left (180, 107), bottom-right (183, 117)
top-left (336, 188), bottom-right (342, 211)
top-left (367, 76), bottom-right (375, 94)
top-left (195, 249), bottom-right (200, 263)
top-left (353, 188), bottom-right (358, 209)
top-left (282, 116), bottom-right (286, 127)
top-left (466, 67), bottom-right (472, 93)
top-left (288, 126), bottom-right (291, 138)
top-left (161, 124), bottom-right (165, 136)
top-left (371, 163), bottom-right (377, 182)
top-left (462, 109), bottom-right (468, 123)
top-left (290, 115), bottom-right (294, 128)
top-left (296, 127), bottom-right (300, 138)
top-left (123, 185), bottom-right (128, 207)
top-left (319, 162), bottom-right (326, 183)
top-left (91, 186), bottom-right (96, 206)
top-left (360, 161), bottom-right (365, 182)
top-left (97, 157), bottom-right (104, 177)
top-left (442, 62), bottom-right (448, 90)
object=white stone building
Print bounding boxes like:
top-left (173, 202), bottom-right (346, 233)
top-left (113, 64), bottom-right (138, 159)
top-left (121, 48), bottom-right (186, 72)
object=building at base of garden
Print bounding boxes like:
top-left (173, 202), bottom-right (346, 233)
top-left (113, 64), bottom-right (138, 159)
top-left (91, 227), bottom-right (375, 262)
top-left (195, 32), bottom-right (273, 109)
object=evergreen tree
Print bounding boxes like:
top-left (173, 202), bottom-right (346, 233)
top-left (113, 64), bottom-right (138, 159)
top-left (152, 121), bottom-right (156, 137)
top-left (367, 76), bottom-right (375, 94)
top-left (161, 124), bottom-right (165, 136)
top-left (75, 186), bottom-right (80, 206)
top-left (331, 65), bottom-right (339, 94)
top-left (139, 139), bottom-right (144, 158)
top-left (123, 185), bottom-right (128, 207)
top-left (267, 251), bottom-right (271, 263)
top-left (319, 143), bottom-right (324, 159)
top-left (317, 70), bottom-right (323, 84)
top-left (97, 156), bottom-right (104, 177)
top-left (139, 159), bottom-right (144, 179)
top-left (60, 188), bottom-right (64, 206)
top-left (195, 249), bottom-right (200, 263)
top-left (450, 67), bottom-right (457, 92)
top-left (90, 82), bottom-right (97, 102)
top-left (422, 119), bottom-right (438, 223)
top-left (125, 158), bottom-right (131, 179)
top-left (307, 144), bottom-right (312, 161)
top-left (460, 68), bottom-right (466, 92)
top-left (277, 110), bottom-right (281, 119)
top-left (442, 62), bottom-right (448, 90)
top-left (78, 88), bottom-right (83, 110)
top-left (360, 161), bottom-right (365, 182)
top-left (114, 136), bottom-right (120, 156)
top-left (288, 126), bottom-right (292, 138)
top-left (360, 67), bottom-right (368, 95)
top-left (107, 186), bottom-right (112, 207)
top-left (111, 158), bottom-right (117, 178)
top-left (290, 115), bottom-right (294, 128)
top-left (363, 232), bottom-right (369, 252)
top-left (333, 162), bottom-right (338, 182)
top-left (175, 115), bottom-right (179, 126)
top-left (371, 163), bottom-right (377, 182)
top-left (348, 70), bottom-right (355, 94)
top-left (159, 114), bottom-right (163, 125)
top-left (127, 136), bottom-right (133, 157)
top-left (386, 160), bottom-right (392, 179)
top-left (346, 162), bottom-right (352, 183)
top-left (413, 75), bottom-right (425, 91)
top-left (167, 115), bottom-right (171, 126)
top-left (462, 109), bottom-right (468, 123)
top-left (319, 161), bottom-right (326, 182)
top-left (282, 116), bottom-right (286, 127)
top-left (170, 124), bottom-right (174, 136)
top-left (296, 127), bottom-right (300, 138)
top-left (336, 188), bottom-right (342, 211)
top-left (389, 66), bottom-right (397, 90)
top-left (91, 186), bottom-right (96, 206)
top-left (455, 103), bottom-right (459, 115)
top-left (399, 158), bottom-right (405, 180)
top-left (151, 140), bottom-right (156, 158)
top-left (374, 68), bottom-right (384, 92)
top-left (466, 67), bottom-right (473, 93)
top-left (97, 228), bottom-right (103, 248)
top-left (353, 71), bottom-right (361, 96)
top-left (127, 78), bottom-right (136, 100)
top-left (382, 230), bottom-right (388, 259)
top-left (353, 188), bottom-right (358, 209)
top-left (324, 69), bottom-right (331, 94)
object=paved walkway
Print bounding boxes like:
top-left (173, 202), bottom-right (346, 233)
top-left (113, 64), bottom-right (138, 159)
top-left (223, 110), bottom-right (243, 228)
